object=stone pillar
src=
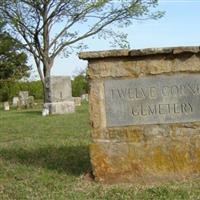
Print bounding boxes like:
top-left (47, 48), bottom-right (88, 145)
top-left (79, 47), bottom-right (200, 184)
top-left (44, 76), bottom-right (75, 114)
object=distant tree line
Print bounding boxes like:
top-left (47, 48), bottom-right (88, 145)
top-left (0, 80), bottom-right (43, 102)
top-left (72, 71), bottom-right (89, 97)
top-left (0, 72), bottom-right (88, 102)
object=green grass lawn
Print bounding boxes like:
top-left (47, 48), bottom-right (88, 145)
top-left (0, 103), bottom-right (200, 200)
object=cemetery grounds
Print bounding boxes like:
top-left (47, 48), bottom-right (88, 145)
top-left (0, 102), bottom-right (200, 200)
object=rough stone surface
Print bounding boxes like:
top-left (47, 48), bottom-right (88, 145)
top-left (73, 97), bottom-right (82, 106)
top-left (105, 74), bottom-right (200, 126)
top-left (19, 91), bottom-right (29, 107)
top-left (48, 76), bottom-right (75, 115)
top-left (27, 96), bottom-right (35, 108)
top-left (81, 94), bottom-right (89, 102)
top-left (45, 101), bottom-right (75, 115)
top-left (3, 101), bottom-right (9, 111)
top-left (51, 76), bottom-right (73, 102)
top-left (12, 97), bottom-right (19, 107)
top-left (79, 46), bottom-right (200, 60)
top-left (80, 46), bottom-right (200, 184)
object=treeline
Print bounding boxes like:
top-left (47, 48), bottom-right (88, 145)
top-left (0, 74), bottom-right (89, 102)
top-left (0, 80), bottom-right (43, 102)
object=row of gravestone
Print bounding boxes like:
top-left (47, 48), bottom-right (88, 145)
top-left (2, 76), bottom-right (88, 114)
top-left (3, 91), bottom-right (35, 111)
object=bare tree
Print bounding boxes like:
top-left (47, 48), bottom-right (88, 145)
top-left (0, 0), bottom-right (163, 111)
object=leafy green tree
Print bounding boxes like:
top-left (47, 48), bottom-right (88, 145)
top-left (0, 33), bottom-right (30, 80)
top-left (0, 0), bottom-right (163, 111)
top-left (72, 71), bottom-right (88, 97)
top-left (0, 29), bottom-right (30, 101)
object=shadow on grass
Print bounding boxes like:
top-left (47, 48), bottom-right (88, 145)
top-left (0, 145), bottom-right (91, 175)
top-left (16, 110), bottom-right (42, 116)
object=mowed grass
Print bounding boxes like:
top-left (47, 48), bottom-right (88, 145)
top-left (0, 103), bottom-right (200, 200)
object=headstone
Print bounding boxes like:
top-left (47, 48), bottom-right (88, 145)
top-left (27, 96), bottom-right (35, 108)
top-left (51, 76), bottom-right (73, 102)
top-left (44, 76), bottom-right (75, 115)
top-left (19, 91), bottom-right (29, 108)
top-left (79, 47), bottom-right (200, 184)
top-left (3, 101), bottom-right (9, 111)
top-left (81, 94), bottom-right (88, 102)
top-left (73, 97), bottom-right (82, 106)
top-left (12, 97), bottom-right (19, 107)
top-left (42, 104), bottom-right (49, 116)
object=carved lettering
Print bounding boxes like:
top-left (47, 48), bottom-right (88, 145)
top-left (149, 87), bottom-right (157, 99)
top-left (131, 103), bottom-right (193, 117)
top-left (105, 74), bottom-right (200, 127)
top-left (117, 88), bottom-right (127, 98)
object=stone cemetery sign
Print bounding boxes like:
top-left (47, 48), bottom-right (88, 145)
top-left (79, 47), bottom-right (200, 184)
top-left (105, 74), bottom-right (200, 127)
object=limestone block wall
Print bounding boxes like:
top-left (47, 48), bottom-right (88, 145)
top-left (79, 47), bottom-right (200, 184)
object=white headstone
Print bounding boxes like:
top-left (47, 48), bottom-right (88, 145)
top-left (12, 97), bottom-right (19, 107)
top-left (3, 102), bottom-right (10, 111)
top-left (19, 91), bottom-right (29, 107)
top-left (81, 94), bottom-right (88, 102)
top-left (73, 97), bottom-right (82, 106)
top-left (42, 107), bottom-right (49, 116)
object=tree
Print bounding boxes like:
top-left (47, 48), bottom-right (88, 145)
top-left (72, 70), bottom-right (88, 97)
top-left (0, 0), bottom-right (163, 111)
top-left (0, 33), bottom-right (30, 80)
top-left (0, 24), bottom-right (30, 101)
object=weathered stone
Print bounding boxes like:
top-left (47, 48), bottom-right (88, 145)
top-left (105, 74), bottom-right (200, 127)
top-left (79, 46), bottom-right (200, 60)
top-left (79, 46), bottom-right (200, 184)
top-left (47, 76), bottom-right (75, 115)
top-left (79, 49), bottom-right (129, 59)
top-left (12, 97), bottom-right (19, 107)
top-left (19, 91), bottom-right (29, 108)
top-left (27, 96), bottom-right (35, 108)
top-left (3, 101), bottom-right (9, 111)
top-left (42, 107), bottom-right (49, 116)
top-left (51, 76), bottom-right (73, 102)
top-left (45, 101), bottom-right (75, 114)
top-left (73, 97), bottom-right (82, 106)
top-left (81, 94), bottom-right (88, 102)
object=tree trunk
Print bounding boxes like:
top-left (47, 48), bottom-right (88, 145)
top-left (42, 60), bottom-right (53, 115)
top-left (43, 68), bottom-right (51, 104)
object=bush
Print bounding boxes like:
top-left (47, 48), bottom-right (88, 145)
top-left (72, 74), bottom-right (89, 97)
top-left (0, 80), bottom-right (43, 102)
